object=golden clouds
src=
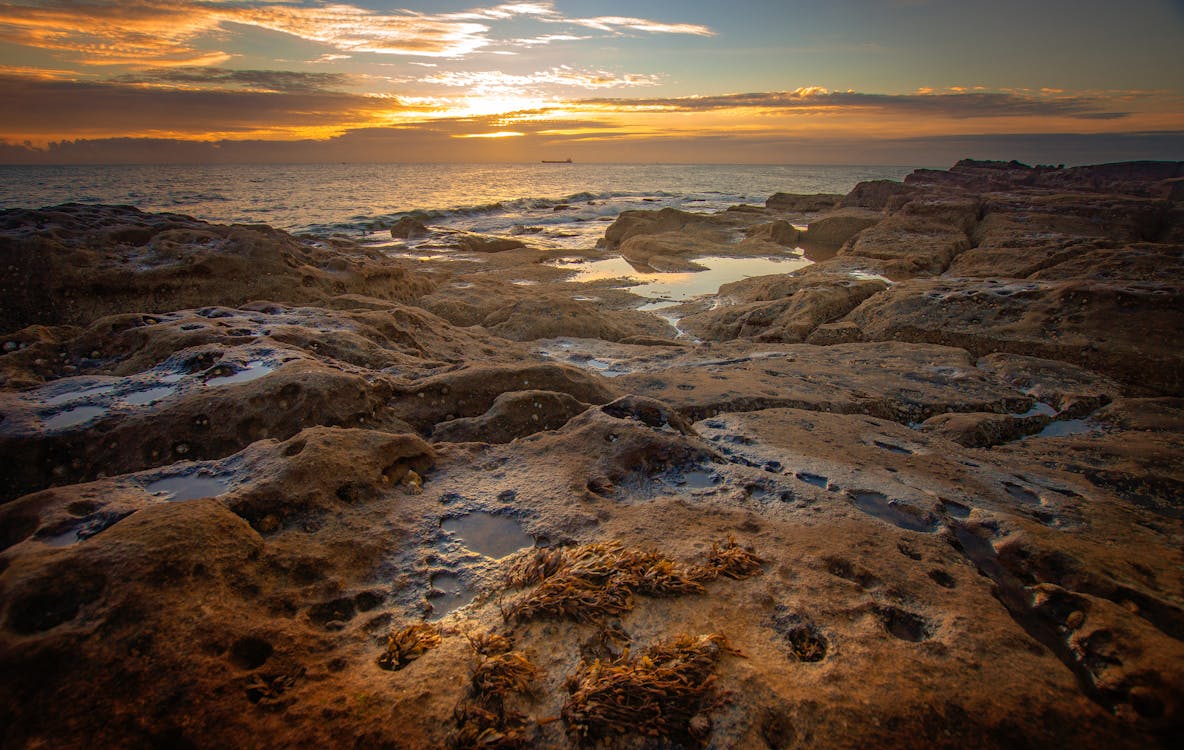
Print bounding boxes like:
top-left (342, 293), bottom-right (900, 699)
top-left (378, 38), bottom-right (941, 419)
top-left (0, 1), bottom-right (716, 67)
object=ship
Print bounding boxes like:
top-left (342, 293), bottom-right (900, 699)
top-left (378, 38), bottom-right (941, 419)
top-left (541, 158), bottom-right (573, 163)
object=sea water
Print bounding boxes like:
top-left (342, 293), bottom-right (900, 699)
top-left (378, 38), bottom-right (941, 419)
top-left (0, 163), bottom-right (913, 245)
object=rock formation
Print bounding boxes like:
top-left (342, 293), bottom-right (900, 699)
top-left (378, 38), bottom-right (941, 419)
top-left (1, 160), bottom-right (1182, 749)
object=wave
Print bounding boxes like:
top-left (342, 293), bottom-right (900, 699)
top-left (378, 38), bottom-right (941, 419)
top-left (297, 190), bottom-right (683, 237)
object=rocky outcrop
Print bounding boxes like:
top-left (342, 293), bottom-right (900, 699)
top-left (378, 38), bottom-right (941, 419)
top-left (844, 279), bottom-right (1184, 394)
top-left (0, 204), bottom-right (434, 330)
top-left (2, 161), bottom-right (1183, 750)
top-left (765, 192), bottom-right (842, 212)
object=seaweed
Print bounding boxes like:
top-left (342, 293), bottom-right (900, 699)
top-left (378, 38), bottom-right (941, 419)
top-left (448, 633), bottom-right (540, 749)
top-left (700, 536), bottom-right (766, 581)
top-left (562, 633), bottom-right (740, 747)
top-left (506, 539), bottom-right (763, 623)
top-left (376, 622), bottom-right (441, 671)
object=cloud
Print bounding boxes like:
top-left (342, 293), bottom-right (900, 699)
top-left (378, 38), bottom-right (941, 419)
top-left (115, 67), bottom-right (352, 93)
top-left (579, 87), bottom-right (1132, 119)
top-left (0, 1), bottom-right (715, 66)
top-left (0, 73), bottom-right (397, 140)
top-left (553, 15), bottom-right (715, 36)
top-left (420, 67), bottom-right (660, 91)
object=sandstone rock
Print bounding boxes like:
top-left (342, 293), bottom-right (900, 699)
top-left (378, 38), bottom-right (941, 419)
top-left (482, 295), bottom-right (679, 342)
top-left (679, 270), bottom-right (887, 343)
top-left (614, 341), bottom-right (1030, 423)
top-left (0, 204), bottom-right (434, 331)
top-left (765, 193), bottom-right (842, 212)
top-left (430, 390), bottom-right (590, 444)
top-left (2, 162), bottom-right (1182, 749)
top-left (389, 362), bottom-right (617, 433)
top-left (838, 179), bottom-right (916, 210)
top-left (803, 212), bottom-right (880, 247)
top-left (838, 214), bottom-right (971, 276)
top-left (390, 215), bottom-right (429, 239)
top-left (918, 411), bottom-right (1051, 447)
top-left (742, 219), bottom-right (800, 246)
top-left (451, 233), bottom-right (527, 253)
top-left (844, 279), bottom-right (1184, 394)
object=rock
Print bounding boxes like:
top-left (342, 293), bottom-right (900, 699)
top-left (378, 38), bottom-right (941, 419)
top-left (838, 179), bottom-right (916, 210)
top-left (803, 212), bottom-right (880, 247)
top-left (0, 204), bottom-right (434, 330)
top-left (678, 269), bottom-right (887, 343)
top-left (765, 193), bottom-right (841, 212)
top-left (613, 341), bottom-right (1030, 424)
top-left (742, 220), bottom-right (800, 247)
top-left (2, 161), bottom-right (1183, 749)
top-left (389, 362), bottom-right (617, 433)
top-left (390, 216), bottom-right (429, 239)
top-left (430, 390), bottom-right (590, 444)
top-left (844, 279), bottom-right (1184, 395)
top-left (838, 215), bottom-right (971, 276)
top-left (918, 411), bottom-right (1051, 447)
top-left (482, 296), bottom-right (679, 342)
top-left (451, 233), bottom-right (526, 253)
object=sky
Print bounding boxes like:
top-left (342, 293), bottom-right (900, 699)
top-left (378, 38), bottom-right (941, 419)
top-left (0, 0), bottom-right (1182, 164)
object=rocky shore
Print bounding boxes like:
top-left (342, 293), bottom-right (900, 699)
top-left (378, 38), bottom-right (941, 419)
top-left (1, 159), bottom-right (1182, 749)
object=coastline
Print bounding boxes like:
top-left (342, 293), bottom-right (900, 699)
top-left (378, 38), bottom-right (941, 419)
top-left (0, 158), bottom-right (1182, 748)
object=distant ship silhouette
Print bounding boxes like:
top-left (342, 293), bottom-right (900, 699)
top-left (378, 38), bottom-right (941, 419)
top-left (541, 158), bottom-right (573, 163)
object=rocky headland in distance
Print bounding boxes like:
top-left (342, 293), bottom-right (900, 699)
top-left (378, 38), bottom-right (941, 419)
top-left (1, 159), bottom-right (1182, 749)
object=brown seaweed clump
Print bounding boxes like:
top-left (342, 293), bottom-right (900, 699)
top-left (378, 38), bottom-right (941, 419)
top-left (505, 539), bottom-right (763, 623)
top-left (376, 622), bottom-right (442, 671)
top-left (702, 537), bottom-right (766, 580)
top-left (562, 633), bottom-right (739, 747)
top-left (448, 633), bottom-right (541, 749)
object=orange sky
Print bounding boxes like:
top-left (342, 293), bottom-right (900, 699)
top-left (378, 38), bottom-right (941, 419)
top-left (1, 1), bottom-right (1181, 164)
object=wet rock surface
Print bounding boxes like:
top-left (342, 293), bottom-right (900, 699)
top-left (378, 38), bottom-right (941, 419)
top-left (1, 160), bottom-right (1182, 749)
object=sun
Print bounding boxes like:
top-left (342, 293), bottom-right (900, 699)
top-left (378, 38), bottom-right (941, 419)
top-left (455, 93), bottom-right (548, 118)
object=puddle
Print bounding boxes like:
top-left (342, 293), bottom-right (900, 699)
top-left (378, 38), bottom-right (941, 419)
top-left (427, 572), bottom-right (474, 620)
top-left (40, 528), bottom-right (82, 547)
top-left (44, 383), bottom-right (116, 406)
top-left (124, 386), bottom-right (176, 405)
top-left (43, 405), bottom-right (108, 430)
top-left (557, 255), bottom-right (811, 304)
top-left (850, 491), bottom-right (939, 532)
top-left (441, 512), bottom-right (533, 559)
top-left (1032, 419), bottom-right (1096, 438)
top-left (511, 279), bottom-right (539, 286)
top-left (206, 360), bottom-right (276, 386)
top-left (795, 472), bottom-right (829, 489)
top-left (664, 469), bottom-right (717, 490)
top-left (1012, 402), bottom-right (1058, 418)
top-left (145, 473), bottom-right (230, 501)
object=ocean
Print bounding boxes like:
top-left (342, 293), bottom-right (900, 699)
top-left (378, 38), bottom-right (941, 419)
top-left (0, 163), bottom-right (914, 249)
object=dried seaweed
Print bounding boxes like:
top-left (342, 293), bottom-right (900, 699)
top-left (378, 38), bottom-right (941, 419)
top-left (562, 633), bottom-right (739, 747)
top-left (376, 622), bottom-right (441, 671)
top-left (448, 702), bottom-right (534, 750)
top-left (701, 537), bottom-right (766, 580)
top-left (471, 651), bottom-right (540, 696)
top-left (507, 539), bottom-right (761, 623)
top-left (448, 633), bottom-right (541, 749)
top-left (466, 630), bottom-right (514, 657)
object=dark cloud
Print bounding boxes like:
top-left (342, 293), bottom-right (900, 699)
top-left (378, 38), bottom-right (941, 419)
top-left (580, 89), bottom-right (1131, 120)
top-left (114, 68), bottom-right (353, 93)
top-left (0, 74), bottom-right (391, 136)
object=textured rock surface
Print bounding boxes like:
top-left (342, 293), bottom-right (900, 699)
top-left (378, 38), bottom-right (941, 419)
top-left (2, 162), bottom-right (1182, 749)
